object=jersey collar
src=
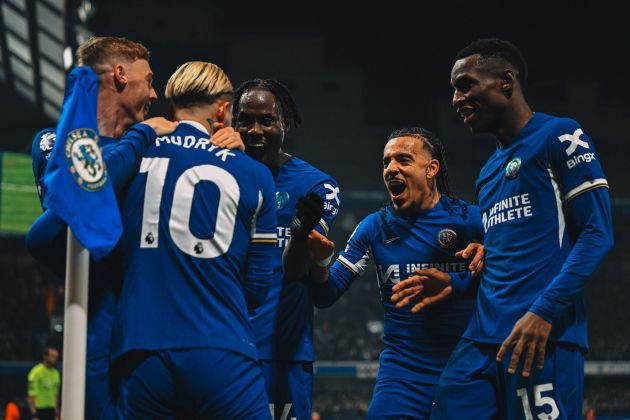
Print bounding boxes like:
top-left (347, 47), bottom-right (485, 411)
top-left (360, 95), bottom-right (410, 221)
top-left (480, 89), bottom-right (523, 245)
top-left (179, 120), bottom-right (210, 135)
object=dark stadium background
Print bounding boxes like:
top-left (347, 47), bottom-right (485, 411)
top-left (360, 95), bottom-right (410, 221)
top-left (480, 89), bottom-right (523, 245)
top-left (1, 1), bottom-right (629, 418)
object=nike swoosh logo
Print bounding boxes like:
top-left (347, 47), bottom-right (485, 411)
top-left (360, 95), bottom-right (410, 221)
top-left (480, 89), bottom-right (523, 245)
top-left (383, 237), bottom-right (400, 244)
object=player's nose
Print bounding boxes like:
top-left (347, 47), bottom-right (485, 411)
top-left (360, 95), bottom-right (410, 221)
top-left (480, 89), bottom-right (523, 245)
top-left (248, 121), bottom-right (264, 136)
top-left (452, 89), bottom-right (465, 108)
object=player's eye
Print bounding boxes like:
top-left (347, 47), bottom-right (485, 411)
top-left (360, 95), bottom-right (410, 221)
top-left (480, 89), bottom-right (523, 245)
top-left (261, 116), bottom-right (275, 126)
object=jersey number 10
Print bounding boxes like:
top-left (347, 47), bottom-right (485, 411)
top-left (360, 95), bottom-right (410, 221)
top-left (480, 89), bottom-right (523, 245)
top-left (138, 157), bottom-right (239, 258)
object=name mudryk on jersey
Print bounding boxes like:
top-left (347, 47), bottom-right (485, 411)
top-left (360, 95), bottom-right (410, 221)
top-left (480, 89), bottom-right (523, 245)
top-left (378, 262), bottom-right (468, 284)
top-left (482, 193), bottom-right (532, 231)
top-left (154, 135), bottom-right (236, 162)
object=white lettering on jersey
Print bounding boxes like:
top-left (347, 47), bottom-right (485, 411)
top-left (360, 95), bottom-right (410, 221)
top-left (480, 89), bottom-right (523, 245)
top-left (155, 136), bottom-right (235, 161)
top-left (406, 262), bottom-right (467, 272)
top-left (566, 152), bottom-right (596, 169)
top-left (324, 201), bottom-right (338, 216)
top-left (378, 264), bottom-right (400, 284)
top-left (558, 128), bottom-right (589, 155)
top-left (277, 226), bottom-right (291, 248)
top-left (482, 193), bottom-right (533, 231)
top-left (324, 183), bottom-right (340, 205)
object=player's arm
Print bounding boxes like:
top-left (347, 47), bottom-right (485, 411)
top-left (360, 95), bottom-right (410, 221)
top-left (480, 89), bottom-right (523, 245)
top-left (25, 210), bottom-right (67, 277)
top-left (105, 118), bottom-right (177, 194)
top-left (497, 120), bottom-right (613, 378)
top-left (243, 168), bottom-right (279, 309)
top-left (283, 179), bottom-right (341, 282)
top-left (310, 220), bottom-right (371, 308)
top-left (391, 267), bottom-right (481, 312)
top-left (282, 192), bottom-right (325, 282)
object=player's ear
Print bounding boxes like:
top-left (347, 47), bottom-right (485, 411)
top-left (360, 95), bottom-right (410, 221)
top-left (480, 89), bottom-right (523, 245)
top-left (426, 159), bottom-right (440, 180)
top-left (501, 70), bottom-right (516, 99)
top-left (113, 63), bottom-right (127, 91)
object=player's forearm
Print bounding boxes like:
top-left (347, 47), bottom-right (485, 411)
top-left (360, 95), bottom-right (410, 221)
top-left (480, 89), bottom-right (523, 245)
top-left (530, 188), bottom-right (613, 322)
top-left (27, 395), bottom-right (37, 415)
top-left (25, 210), bottom-right (67, 276)
top-left (105, 123), bottom-right (157, 194)
top-left (310, 262), bottom-right (352, 308)
top-left (282, 237), bottom-right (312, 283)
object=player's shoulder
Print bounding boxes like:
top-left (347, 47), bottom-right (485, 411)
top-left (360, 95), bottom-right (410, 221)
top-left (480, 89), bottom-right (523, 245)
top-left (287, 156), bottom-right (337, 185)
top-left (536, 112), bottom-right (582, 137)
top-left (32, 127), bottom-right (56, 159)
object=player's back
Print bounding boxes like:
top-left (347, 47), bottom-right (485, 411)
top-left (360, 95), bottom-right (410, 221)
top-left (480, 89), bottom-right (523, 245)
top-left (113, 121), bottom-right (276, 361)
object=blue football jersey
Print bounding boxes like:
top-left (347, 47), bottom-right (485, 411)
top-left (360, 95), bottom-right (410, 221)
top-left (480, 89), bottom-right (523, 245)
top-left (112, 121), bottom-right (278, 361)
top-left (465, 113), bottom-right (609, 349)
top-left (313, 199), bottom-right (483, 382)
top-left (249, 156), bottom-right (340, 361)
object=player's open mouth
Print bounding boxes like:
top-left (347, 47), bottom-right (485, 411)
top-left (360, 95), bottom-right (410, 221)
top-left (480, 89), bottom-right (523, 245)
top-left (246, 141), bottom-right (266, 148)
top-left (458, 107), bottom-right (477, 124)
top-left (388, 179), bottom-right (406, 198)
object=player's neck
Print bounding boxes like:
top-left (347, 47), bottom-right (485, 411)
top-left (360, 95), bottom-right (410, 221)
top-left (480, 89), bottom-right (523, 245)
top-left (173, 105), bottom-right (218, 134)
top-left (97, 94), bottom-right (132, 138)
top-left (418, 189), bottom-right (441, 213)
top-left (494, 100), bottom-right (533, 147)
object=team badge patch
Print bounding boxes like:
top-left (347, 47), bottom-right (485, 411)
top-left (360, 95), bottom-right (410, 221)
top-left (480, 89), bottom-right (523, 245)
top-left (505, 157), bottom-right (521, 179)
top-left (64, 128), bottom-right (108, 192)
top-left (276, 191), bottom-right (290, 210)
top-left (437, 228), bottom-right (457, 249)
top-left (39, 131), bottom-right (56, 159)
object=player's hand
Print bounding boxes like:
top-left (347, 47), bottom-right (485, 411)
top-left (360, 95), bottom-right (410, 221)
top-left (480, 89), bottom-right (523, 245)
top-left (140, 117), bottom-right (178, 135)
top-left (496, 311), bottom-right (552, 378)
top-left (290, 193), bottom-right (324, 241)
top-left (455, 242), bottom-right (485, 276)
top-left (211, 126), bottom-right (245, 151)
top-left (307, 230), bottom-right (335, 266)
top-left (391, 268), bottom-right (453, 313)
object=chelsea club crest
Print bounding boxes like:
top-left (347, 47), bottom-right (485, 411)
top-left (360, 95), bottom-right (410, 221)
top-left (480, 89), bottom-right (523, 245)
top-left (505, 157), bottom-right (521, 179)
top-left (64, 128), bottom-right (108, 192)
top-left (276, 191), bottom-right (290, 210)
top-left (437, 228), bottom-right (457, 249)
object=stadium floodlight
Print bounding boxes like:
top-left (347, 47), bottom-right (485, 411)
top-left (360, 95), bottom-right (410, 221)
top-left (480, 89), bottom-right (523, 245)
top-left (0, 0), bottom-right (68, 121)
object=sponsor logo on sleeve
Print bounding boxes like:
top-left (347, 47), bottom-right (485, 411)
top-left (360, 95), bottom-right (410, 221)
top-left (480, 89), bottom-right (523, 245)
top-left (558, 128), bottom-right (596, 169)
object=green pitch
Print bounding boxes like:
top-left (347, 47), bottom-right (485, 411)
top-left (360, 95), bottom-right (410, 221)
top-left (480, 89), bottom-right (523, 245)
top-left (0, 151), bottom-right (42, 235)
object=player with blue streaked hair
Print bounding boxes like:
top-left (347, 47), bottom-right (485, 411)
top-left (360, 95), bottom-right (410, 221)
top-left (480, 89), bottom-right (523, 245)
top-left (305, 127), bottom-right (485, 419)
top-left (111, 61), bottom-right (277, 419)
top-left (232, 79), bottom-right (341, 420)
top-left (396, 38), bottom-right (614, 419)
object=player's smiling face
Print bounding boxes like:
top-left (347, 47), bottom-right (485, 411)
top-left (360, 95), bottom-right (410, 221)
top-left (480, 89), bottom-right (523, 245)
top-left (235, 89), bottom-right (285, 171)
top-left (383, 136), bottom-right (438, 216)
top-left (119, 59), bottom-right (158, 125)
top-left (450, 54), bottom-right (508, 134)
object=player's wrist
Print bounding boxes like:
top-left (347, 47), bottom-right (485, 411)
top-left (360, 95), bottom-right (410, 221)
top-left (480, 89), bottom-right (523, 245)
top-left (314, 251), bottom-right (334, 267)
